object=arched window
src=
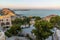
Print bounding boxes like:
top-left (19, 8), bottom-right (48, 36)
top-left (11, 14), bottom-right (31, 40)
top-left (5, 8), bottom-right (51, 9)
top-left (2, 19), bottom-right (3, 21)
top-left (6, 19), bottom-right (8, 21)
top-left (6, 22), bottom-right (10, 25)
top-left (1, 23), bottom-right (5, 26)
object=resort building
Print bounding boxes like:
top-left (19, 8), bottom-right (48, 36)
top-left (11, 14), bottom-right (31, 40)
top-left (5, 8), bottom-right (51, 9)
top-left (0, 15), bottom-right (12, 27)
top-left (30, 19), bottom-right (35, 25)
top-left (0, 31), bottom-right (6, 40)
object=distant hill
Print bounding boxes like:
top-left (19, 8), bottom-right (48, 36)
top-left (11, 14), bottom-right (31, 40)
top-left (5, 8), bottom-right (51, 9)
top-left (13, 9), bottom-right (30, 11)
top-left (0, 8), bottom-right (16, 16)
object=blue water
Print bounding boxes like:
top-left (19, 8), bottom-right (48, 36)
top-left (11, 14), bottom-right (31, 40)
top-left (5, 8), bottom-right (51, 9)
top-left (14, 9), bottom-right (60, 17)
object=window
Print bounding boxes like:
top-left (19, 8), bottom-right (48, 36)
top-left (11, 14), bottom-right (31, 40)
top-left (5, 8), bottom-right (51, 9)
top-left (6, 22), bottom-right (10, 25)
top-left (1, 23), bottom-right (5, 26)
top-left (2, 19), bottom-right (3, 21)
top-left (6, 19), bottom-right (8, 21)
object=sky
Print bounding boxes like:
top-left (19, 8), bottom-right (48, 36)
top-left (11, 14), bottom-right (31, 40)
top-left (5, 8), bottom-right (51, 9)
top-left (0, 0), bottom-right (60, 9)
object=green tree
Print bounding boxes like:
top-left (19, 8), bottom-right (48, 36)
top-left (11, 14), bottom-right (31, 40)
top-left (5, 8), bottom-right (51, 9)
top-left (32, 20), bottom-right (53, 40)
top-left (35, 16), bottom-right (41, 20)
top-left (12, 17), bottom-right (31, 25)
top-left (32, 16), bottom-right (41, 20)
top-left (5, 24), bottom-right (21, 37)
top-left (50, 16), bottom-right (60, 29)
top-left (25, 17), bottom-right (31, 24)
top-left (12, 18), bottom-right (23, 25)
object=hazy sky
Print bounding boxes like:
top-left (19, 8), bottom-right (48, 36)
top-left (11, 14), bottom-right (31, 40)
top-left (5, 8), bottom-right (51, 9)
top-left (0, 0), bottom-right (60, 9)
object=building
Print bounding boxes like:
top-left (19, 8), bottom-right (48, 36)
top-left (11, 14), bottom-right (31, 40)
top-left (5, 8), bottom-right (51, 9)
top-left (0, 31), bottom-right (6, 40)
top-left (0, 15), bottom-right (12, 27)
top-left (30, 19), bottom-right (35, 25)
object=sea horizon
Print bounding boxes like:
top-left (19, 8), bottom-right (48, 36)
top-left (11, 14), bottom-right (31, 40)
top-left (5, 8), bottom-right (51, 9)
top-left (14, 9), bottom-right (60, 17)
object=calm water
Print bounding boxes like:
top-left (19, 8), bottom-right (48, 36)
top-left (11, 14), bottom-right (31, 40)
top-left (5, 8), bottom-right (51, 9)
top-left (14, 9), bottom-right (60, 17)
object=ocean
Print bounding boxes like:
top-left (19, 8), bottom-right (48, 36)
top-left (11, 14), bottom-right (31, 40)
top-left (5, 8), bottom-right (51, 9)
top-left (14, 9), bottom-right (60, 17)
